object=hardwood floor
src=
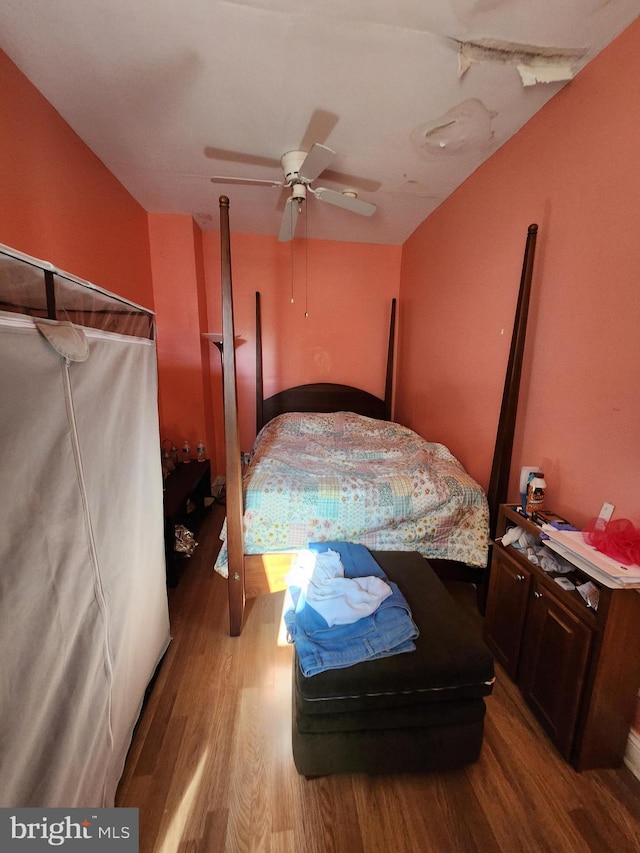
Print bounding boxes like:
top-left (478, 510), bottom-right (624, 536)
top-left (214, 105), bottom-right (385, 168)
top-left (116, 506), bottom-right (640, 852)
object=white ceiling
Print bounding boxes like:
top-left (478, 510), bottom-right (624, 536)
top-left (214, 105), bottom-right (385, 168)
top-left (2, 1), bottom-right (638, 245)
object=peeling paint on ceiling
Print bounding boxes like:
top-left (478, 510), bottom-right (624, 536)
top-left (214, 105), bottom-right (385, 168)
top-left (457, 38), bottom-right (587, 86)
top-left (0, 1), bottom-right (638, 244)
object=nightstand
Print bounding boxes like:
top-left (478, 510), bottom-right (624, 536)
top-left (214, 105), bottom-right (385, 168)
top-left (163, 459), bottom-right (211, 586)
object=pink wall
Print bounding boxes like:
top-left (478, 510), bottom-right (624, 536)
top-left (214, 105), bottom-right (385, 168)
top-left (201, 228), bottom-right (401, 466)
top-left (0, 50), bottom-right (153, 308)
top-left (148, 215), bottom-right (215, 465)
top-left (396, 20), bottom-right (640, 531)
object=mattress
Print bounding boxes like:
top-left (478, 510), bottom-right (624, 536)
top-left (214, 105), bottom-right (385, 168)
top-left (215, 411), bottom-right (489, 575)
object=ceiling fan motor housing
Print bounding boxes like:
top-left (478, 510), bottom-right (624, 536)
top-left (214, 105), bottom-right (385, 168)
top-left (281, 150), bottom-right (308, 184)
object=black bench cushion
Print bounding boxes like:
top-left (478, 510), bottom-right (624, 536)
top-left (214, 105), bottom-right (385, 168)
top-left (295, 691), bottom-right (488, 735)
top-left (294, 551), bottom-right (494, 717)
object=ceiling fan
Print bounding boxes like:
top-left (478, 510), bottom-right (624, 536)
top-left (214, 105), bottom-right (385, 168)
top-left (210, 143), bottom-right (377, 241)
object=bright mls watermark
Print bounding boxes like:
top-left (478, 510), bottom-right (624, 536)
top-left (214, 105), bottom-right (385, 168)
top-left (0, 809), bottom-right (138, 851)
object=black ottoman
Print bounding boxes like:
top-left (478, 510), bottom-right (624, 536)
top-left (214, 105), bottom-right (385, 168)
top-left (292, 551), bottom-right (495, 776)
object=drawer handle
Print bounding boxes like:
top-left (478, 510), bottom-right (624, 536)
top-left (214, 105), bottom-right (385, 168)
top-left (534, 591), bottom-right (543, 599)
top-left (516, 574), bottom-right (525, 582)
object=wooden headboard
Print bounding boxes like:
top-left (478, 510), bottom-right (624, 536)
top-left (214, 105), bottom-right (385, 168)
top-left (255, 291), bottom-right (396, 432)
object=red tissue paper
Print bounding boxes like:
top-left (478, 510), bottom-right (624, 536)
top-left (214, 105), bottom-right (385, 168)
top-left (582, 518), bottom-right (640, 567)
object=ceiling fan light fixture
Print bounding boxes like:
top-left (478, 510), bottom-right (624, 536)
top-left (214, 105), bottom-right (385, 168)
top-left (291, 183), bottom-right (307, 202)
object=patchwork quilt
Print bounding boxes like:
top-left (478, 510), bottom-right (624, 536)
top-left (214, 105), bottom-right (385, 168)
top-left (214, 411), bottom-right (489, 576)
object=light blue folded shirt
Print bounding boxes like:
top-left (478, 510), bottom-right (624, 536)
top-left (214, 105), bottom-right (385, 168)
top-left (284, 541), bottom-right (419, 677)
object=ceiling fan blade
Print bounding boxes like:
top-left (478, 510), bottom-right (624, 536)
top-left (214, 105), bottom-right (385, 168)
top-left (320, 169), bottom-right (382, 194)
top-left (312, 188), bottom-right (377, 216)
top-left (210, 175), bottom-right (283, 187)
top-left (298, 109), bottom-right (340, 151)
top-left (299, 143), bottom-right (335, 182)
top-left (204, 146), bottom-right (280, 169)
top-left (278, 197), bottom-right (303, 242)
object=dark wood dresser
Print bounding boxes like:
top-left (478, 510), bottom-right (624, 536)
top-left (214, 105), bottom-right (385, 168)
top-left (484, 504), bottom-right (640, 770)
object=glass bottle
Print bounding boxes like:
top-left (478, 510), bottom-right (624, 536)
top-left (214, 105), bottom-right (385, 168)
top-left (526, 472), bottom-right (546, 514)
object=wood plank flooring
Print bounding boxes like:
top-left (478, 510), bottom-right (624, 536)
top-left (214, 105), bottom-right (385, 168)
top-left (116, 505), bottom-right (640, 852)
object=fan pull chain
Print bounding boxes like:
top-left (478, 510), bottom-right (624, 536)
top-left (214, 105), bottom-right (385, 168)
top-left (304, 203), bottom-right (309, 318)
top-left (290, 203), bottom-right (295, 304)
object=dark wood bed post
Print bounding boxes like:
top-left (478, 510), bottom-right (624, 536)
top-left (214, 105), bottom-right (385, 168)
top-left (479, 223), bottom-right (538, 608)
top-left (486, 223), bottom-right (538, 534)
top-left (219, 196), bottom-right (246, 636)
top-left (256, 291), bottom-right (264, 434)
top-left (384, 298), bottom-right (396, 420)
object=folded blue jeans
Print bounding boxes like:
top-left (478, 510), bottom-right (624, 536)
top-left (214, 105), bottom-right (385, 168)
top-left (285, 542), bottom-right (419, 677)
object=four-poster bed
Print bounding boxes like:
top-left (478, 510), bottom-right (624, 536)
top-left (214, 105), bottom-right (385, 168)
top-left (217, 196), bottom-right (537, 635)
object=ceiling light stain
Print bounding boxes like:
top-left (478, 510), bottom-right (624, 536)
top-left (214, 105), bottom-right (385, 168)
top-left (411, 98), bottom-right (496, 159)
top-left (457, 38), bottom-right (586, 86)
top-left (397, 180), bottom-right (436, 196)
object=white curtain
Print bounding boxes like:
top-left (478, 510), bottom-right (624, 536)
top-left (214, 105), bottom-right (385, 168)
top-left (0, 312), bottom-right (170, 807)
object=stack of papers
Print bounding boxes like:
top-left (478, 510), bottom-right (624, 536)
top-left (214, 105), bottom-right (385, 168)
top-left (541, 525), bottom-right (640, 589)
